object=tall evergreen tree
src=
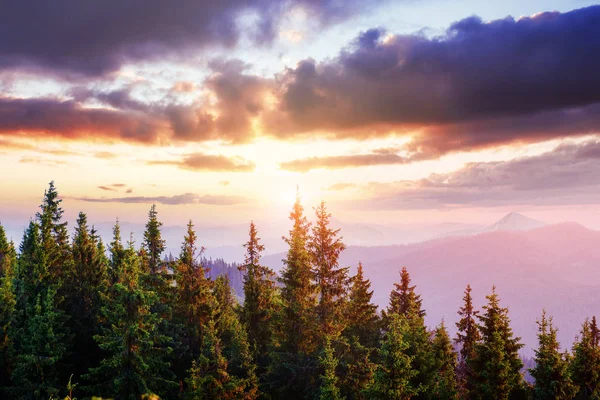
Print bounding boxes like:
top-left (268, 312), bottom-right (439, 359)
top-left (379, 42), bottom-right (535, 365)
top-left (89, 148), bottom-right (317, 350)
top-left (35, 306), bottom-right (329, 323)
top-left (318, 337), bottom-right (344, 400)
top-left (431, 321), bottom-right (458, 400)
top-left (239, 222), bottom-right (278, 374)
top-left (174, 220), bottom-right (217, 379)
top-left (108, 218), bottom-right (125, 284)
top-left (386, 267), bottom-right (435, 399)
top-left (530, 310), bottom-right (576, 400)
top-left (0, 224), bottom-right (16, 387)
top-left (570, 316), bottom-right (600, 399)
top-left (455, 284), bottom-right (480, 399)
top-left (143, 204), bottom-right (166, 275)
top-left (279, 190), bottom-right (317, 355)
top-left (471, 287), bottom-right (524, 400)
top-left (66, 212), bottom-right (110, 380)
top-left (309, 201), bottom-right (348, 340)
top-left (84, 244), bottom-right (176, 399)
top-left (186, 319), bottom-right (248, 400)
top-left (344, 262), bottom-right (380, 348)
top-left (213, 275), bottom-right (259, 399)
top-left (369, 313), bottom-right (419, 400)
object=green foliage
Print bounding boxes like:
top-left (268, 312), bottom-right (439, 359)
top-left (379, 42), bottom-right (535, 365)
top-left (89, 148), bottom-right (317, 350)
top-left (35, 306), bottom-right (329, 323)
top-left (369, 314), bottom-right (419, 400)
top-left (143, 204), bottom-right (166, 274)
top-left (0, 224), bottom-right (17, 383)
top-left (317, 337), bottom-right (344, 400)
top-left (84, 246), bottom-right (176, 399)
top-left (309, 201), bottom-right (348, 340)
top-left (570, 316), bottom-right (600, 399)
top-left (239, 221), bottom-right (278, 374)
top-left (431, 321), bottom-right (458, 400)
top-left (471, 287), bottom-right (525, 400)
top-left (530, 310), bottom-right (577, 400)
top-left (454, 284), bottom-right (480, 399)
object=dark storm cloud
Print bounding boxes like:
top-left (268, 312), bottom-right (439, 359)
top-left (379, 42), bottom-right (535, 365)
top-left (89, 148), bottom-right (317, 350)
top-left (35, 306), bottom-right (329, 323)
top-left (0, 0), bottom-right (386, 78)
top-left (149, 152), bottom-right (255, 172)
top-left (74, 193), bottom-right (250, 206)
top-left (265, 5), bottom-right (600, 154)
top-left (354, 140), bottom-right (600, 209)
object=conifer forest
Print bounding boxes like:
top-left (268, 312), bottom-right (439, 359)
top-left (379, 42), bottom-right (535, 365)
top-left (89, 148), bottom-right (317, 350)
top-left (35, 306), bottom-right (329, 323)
top-left (0, 182), bottom-right (598, 400)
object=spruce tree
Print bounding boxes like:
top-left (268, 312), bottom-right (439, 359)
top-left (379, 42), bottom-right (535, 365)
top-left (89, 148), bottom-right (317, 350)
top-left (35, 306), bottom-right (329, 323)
top-left (309, 201), bottom-right (348, 340)
top-left (431, 321), bottom-right (458, 400)
top-left (455, 284), bottom-right (480, 399)
top-left (318, 337), bottom-right (344, 400)
top-left (66, 212), bottom-right (110, 380)
top-left (108, 218), bottom-right (125, 284)
top-left (213, 275), bottom-right (259, 399)
top-left (174, 220), bottom-right (217, 379)
top-left (0, 224), bottom-right (16, 387)
top-left (386, 267), bottom-right (435, 399)
top-left (239, 221), bottom-right (278, 374)
top-left (530, 310), bottom-right (576, 400)
top-left (344, 262), bottom-right (380, 348)
top-left (369, 313), bottom-right (418, 400)
top-left (186, 319), bottom-right (248, 400)
top-left (570, 316), bottom-right (600, 399)
top-left (471, 287), bottom-right (524, 400)
top-left (279, 190), bottom-right (317, 355)
top-left (84, 244), bottom-right (176, 399)
top-left (143, 204), bottom-right (166, 275)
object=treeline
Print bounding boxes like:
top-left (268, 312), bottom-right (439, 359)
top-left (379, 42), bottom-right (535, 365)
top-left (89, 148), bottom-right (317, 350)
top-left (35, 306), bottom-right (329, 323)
top-left (0, 182), bottom-right (599, 400)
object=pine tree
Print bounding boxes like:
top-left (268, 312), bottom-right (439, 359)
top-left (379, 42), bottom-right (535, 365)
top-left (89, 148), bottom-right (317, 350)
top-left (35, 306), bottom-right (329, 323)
top-left (279, 190), bottom-right (317, 355)
top-left (387, 267), bottom-right (424, 318)
top-left (36, 181), bottom-right (72, 284)
top-left (455, 284), bottom-right (480, 399)
top-left (174, 220), bottom-right (217, 379)
top-left (213, 275), bottom-right (259, 399)
top-left (0, 224), bottom-right (16, 387)
top-left (369, 313), bottom-right (419, 400)
top-left (65, 212), bottom-right (110, 380)
top-left (344, 262), bottom-right (380, 348)
top-left (431, 321), bottom-right (458, 400)
top-left (530, 310), bottom-right (576, 400)
top-left (84, 245), bottom-right (176, 399)
top-left (309, 201), bottom-right (348, 340)
top-left (570, 316), bottom-right (600, 399)
top-left (186, 319), bottom-right (247, 400)
top-left (108, 218), bottom-right (125, 284)
top-left (318, 337), bottom-right (344, 400)
top-left (386, 267), bottom-right (435, 399)
top-left (143, 204), bottom-right (166, 275)
top-left (239, 221), bottom-right (278, 374)
top-left (471, 287), bottom-right (524, 400)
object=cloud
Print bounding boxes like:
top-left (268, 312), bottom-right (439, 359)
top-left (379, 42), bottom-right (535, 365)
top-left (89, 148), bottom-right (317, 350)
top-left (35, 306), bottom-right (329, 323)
top-left (74, 193), bottom-right (251, 206)
top-left (149, 152), bottom-right (255, 172)
top-left (352, 139), bottom-right (600, 209)
top-left (220, 180), bottom-right (231, 186)
top-left (263, 6), bottom-right (600, 157)
top-left (0, 0), bottom-right (386, 77)
top-left (19, 156), bottom-right (68, 166)
top-left (326, 182), bottom-right (357, 191)
top-left (280, 151), bottom-right (408, 172)
top-left (126, 188), bottom-right (133, 194)
top-left (98, 186), bottom-right (117, 192)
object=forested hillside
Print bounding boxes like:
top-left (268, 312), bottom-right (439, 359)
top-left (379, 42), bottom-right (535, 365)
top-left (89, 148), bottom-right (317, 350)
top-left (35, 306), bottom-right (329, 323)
top-left (1, 182), bottom-right (599, 400)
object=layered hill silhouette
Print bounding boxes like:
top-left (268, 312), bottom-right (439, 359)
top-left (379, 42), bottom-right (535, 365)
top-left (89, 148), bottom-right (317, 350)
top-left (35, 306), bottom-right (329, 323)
top-left (263, 215), bottom-right (600, 355)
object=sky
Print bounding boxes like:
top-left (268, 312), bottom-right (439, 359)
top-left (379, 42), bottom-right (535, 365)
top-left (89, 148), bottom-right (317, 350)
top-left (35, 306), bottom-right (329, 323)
top-left (2, 0), bottom-right (600, 244)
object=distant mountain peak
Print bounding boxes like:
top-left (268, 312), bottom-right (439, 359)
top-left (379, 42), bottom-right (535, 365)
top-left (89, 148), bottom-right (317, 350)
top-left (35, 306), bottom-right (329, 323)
top-left (485, 212), bottom-right (545, 232)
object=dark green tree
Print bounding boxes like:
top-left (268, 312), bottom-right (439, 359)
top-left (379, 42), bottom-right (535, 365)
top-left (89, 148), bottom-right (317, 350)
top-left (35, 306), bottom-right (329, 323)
top-left (317, 337), bottom-right (344, 400)
top-left (344, 262), bottom-right (380, 348)
top-left (143, 204), bottom-right (166, 275)
top-left (239, 221), bottom-right (278, 374)
top-left (530, 310), bottom-right (576, 400)
top-left (387, 267), bottom-right (424, 318)
top-left (431, 321), bottom-right (458, 400)
top-left (455, 284), bottom-right (480, 399)
top-left (108, 218), bottom-right (125, 284)
top-left (0, 224), bottom-right (16, 387)
top-left (84, 244), bottom-right (176, 399)
top-left (186, 319), bottom-right (249, 400)
top-left (309, 201), bottom-right (348, 340)
top-left (570, 316), bottom-right (600, 399)
top-left (173, 220), bottom-right (217, 379)
top-left (471, 287), bottom-right (524, 400)
top-left (279, 190), bottom-right (317, 355)
top-left (369, 313), bottom-right (419, 400)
